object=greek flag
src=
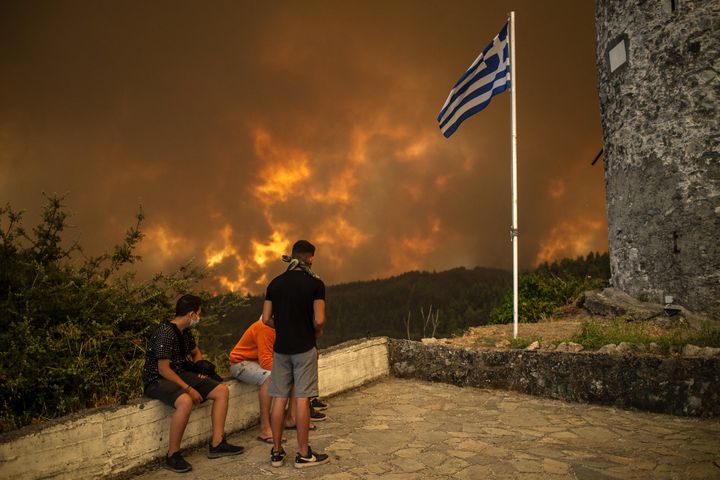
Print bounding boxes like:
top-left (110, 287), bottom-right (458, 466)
top-left (438, 23), bottom-right (510, 138)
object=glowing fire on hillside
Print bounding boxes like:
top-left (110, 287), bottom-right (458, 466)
top-left (134, 126), bottom-right (606, 294)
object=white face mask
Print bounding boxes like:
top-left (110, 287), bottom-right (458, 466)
top-left (189, 314), bottom-right (200, 329)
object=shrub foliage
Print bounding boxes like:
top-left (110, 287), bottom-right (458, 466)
top-left (489, 253), bottom-right (609, 324)
top-left (0, 195), bottom-right (243, 432)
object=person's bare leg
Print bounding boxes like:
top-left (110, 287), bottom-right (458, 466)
top-left (206, 384), bottom-right (229, 446)
top-left (285, 391), bottom-right (296, 427)
top-left (270, 396), bottom-right (288, 453)
top-left (294, 396), bottom-right (311, 457)
top-left (284, 388), bottom-right (315, 429)
top-left (258, 377), bottom-right (272, 439)
top-left (169, 394), bottom-right (193, 456)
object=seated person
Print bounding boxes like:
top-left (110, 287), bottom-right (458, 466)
top-left (143, 294), bottom-right (244, 473)
top-left (229, 317), bottom-right (319, 443)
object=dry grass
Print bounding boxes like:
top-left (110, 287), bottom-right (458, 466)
top-left (440, 306), bottom-right (720, 352)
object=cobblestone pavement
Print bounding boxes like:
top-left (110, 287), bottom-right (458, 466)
top-left (135, 378), bottom-right (720, 480)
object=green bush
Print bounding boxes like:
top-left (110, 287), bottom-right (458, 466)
top-left (0, 195), bottom-right (244, 432)
top-left (489, 273), bottom-right (606, 324)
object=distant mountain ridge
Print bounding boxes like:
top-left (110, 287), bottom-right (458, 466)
top-left (201, 265), bottom-right (512, 355)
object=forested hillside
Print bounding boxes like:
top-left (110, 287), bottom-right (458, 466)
top-left (202, 253), bottom-right (610, 357)
top-left (202, 267), bottom-right (511, 355)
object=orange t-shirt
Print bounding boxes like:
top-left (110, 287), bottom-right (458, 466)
top-left (229, 318), bottom-right (275, 370)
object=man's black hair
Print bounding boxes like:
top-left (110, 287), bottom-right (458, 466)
top-left (175, 294), bottom-right (202, 317)
top-left (291, 240), bottom-right (316, 257)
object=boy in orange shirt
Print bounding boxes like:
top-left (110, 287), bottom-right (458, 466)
top-left (229, 317), bottom-right (276, 442)
top-left (229, 317), bottom-right (318, 442)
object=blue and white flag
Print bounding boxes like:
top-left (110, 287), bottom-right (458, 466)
top-left (437, 23), bottom-right (510, 138)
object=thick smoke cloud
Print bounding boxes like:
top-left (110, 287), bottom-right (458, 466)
top-left (0, 0), bottom-right (606, 294)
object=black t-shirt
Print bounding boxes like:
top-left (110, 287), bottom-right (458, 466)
top-left (142, 321), bottom-right (196, 387)
top-left (265, 269), bottom-right (325, 355)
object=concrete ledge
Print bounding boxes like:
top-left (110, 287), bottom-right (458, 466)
top-left (388, 339), bottom-right (720, 417)
top-left (319, 337), bottom-right (390, 397)
top-left (0, 337), bottom-right (390, 480)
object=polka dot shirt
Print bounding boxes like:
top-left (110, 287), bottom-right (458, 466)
top-left (142, 321), bottom-right (196, 387)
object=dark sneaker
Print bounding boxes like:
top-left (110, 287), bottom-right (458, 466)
top-left (271, 448), bottom-right (286, 468)
top-left (208, 436), bottom-right (244, 459)
top-left (310, 406), bottom-right (326, 422)
top-left (311, 398), bottom-right (328, 411)
top-left (294, 446), bottom-right (330, 469)
top-left (164, 451), bottom-right (192, 473)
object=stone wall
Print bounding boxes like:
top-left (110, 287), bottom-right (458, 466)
top-left (388, 339), bottom-right (720, 417)
top-left (3, 336), bottom-right (718, 479)
top-left (595, 0), bottom-right (720, 315)
top-left (0, 337), bottom-right (390, 480)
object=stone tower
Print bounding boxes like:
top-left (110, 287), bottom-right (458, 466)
top-left (595, 0), bottom-right (719, 316)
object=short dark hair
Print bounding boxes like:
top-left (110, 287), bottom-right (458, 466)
top-left (291, 240), bottom-right (316, 258)
top-left (175, 294), bottom-right (202, 317)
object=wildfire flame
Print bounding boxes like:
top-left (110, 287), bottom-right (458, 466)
top-left (253, 128), bottom-right (312, 204)
top-left (205, 224), bottom-right (237, 267)
top-left (198, 122), bottom-right (454, 292)
top-left (252, 231), bottom-right (290, 266)
top-left (142, 225), bottom-right (187, 259)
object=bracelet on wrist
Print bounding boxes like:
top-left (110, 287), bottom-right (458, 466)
top-left (183, 385), bottom-right (191, 393)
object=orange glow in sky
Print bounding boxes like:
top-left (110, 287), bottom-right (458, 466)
top-left (0, 1), bottom-right (607, 293)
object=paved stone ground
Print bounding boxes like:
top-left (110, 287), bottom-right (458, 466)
top-left (134, 378), bottom-right (720, 480)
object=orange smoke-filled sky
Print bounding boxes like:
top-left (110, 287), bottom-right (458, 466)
top-left (0, 0), bottom-right (607, 294)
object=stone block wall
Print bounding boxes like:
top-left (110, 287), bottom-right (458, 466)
top-left (389, 339), bottom-right (720, 417)
top-left (595, 0), bottom-right (720, 315)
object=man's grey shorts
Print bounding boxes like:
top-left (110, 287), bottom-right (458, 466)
top-left (268, 347), bottom-right (318, 398)
top-left (229, 360), bottom-right (270, 386)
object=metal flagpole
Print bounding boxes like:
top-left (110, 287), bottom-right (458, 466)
top-left (509, 11), bottom-right (519, 339)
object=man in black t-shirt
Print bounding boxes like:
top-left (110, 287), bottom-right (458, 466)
top-left (143, 294), bottom-right (243, 473)
top-left (262, 240), bottom-right (330, 469)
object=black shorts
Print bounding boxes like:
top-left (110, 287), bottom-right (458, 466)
top-left (144, 371), bottom-right (222, 407)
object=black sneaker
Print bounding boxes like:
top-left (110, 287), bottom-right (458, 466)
top-left (164, 451), bottom-right (192, 473)
top-left (271, 447), bottom-right (286, 468)
top-left (310, 406), bottom-right (326, 422)
top-left (208, 436), bottom-right (245, 458)
top-left (294, 446), bottom-right (330, 469)
top-left (311, 398), bottom-right (328, 411)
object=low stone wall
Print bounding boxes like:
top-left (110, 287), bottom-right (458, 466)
top-left (318, 337), bottom-right (390, 396)
top-left (388, 339), bottom-right (720, 417)
top-left (6, 336), bottom-right (716, 479)
top-left (0, 337), bottom-right (390, 480)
